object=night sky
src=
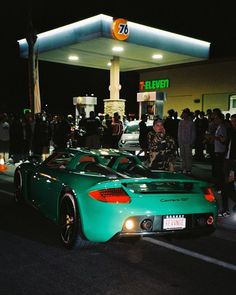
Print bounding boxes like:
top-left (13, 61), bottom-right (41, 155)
top-left (2, 1), bottom-right (236, 117)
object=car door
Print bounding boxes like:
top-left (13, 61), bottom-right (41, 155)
top-left (29, 152), bottom-right (72, 220)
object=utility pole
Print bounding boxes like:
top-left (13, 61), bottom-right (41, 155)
top-left (26, 19), bottom-right (37, 117)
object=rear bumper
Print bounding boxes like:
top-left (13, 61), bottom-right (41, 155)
top-left (116, 212), bottom-right (216, 238)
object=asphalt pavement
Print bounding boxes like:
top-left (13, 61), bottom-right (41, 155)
top-left (1, 157), bottom-right (235, 233)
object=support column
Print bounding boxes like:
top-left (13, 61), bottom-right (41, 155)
top-left (26, 21), bottom-right (37, 116)
top-left (104, 56), bottom-right (125, 117)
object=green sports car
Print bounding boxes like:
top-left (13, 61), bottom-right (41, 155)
top-left (14, 148), bottom-right (218, 249)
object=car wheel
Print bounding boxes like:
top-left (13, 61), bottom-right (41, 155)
top-left (14, 169), bottom-right (24, 204)
top-left (59, 192), bottom-right (94, 249)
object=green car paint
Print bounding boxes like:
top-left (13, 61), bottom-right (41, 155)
top-left (14, 148), bottom-right (218, 247)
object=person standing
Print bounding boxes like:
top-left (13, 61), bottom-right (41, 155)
top-left (212, 113), bottom-right (227, 192)
top-left (178, 108), bottom-right (196, 174)
top-left (194, 110), bottom-right (208, 160)
top-left (147, 119), bottom-right (176, 171)
top-left (9, 114), bottom-right (24, 163)
top-left (111, 112), bottom-right (123, 148)
top-left (22, 112), bottom-right (33, 161)
top-left (219, 114), bottom-right (236, 216)
top-left (53, 114), bottom-right (71, 150)
top-left (0, 113), bottom-right (10, 163)
top-left (164, 109), bottom-right (176, 139)
top-left (102, 114), bottom-right (113, 148)
top-left (137, 114), bottom-right (149, 158)
top-left (77, 113), bottom-right (87, 147)
top-left (83, 111), bottom-right (101, 149)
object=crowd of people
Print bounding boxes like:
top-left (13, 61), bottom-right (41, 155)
top-left (76, 111), bottom-right (124, 149)
top-left (0, 110), bottom-right (125, 164)
top-left (0, 107), bottom-right (236, 217)
top-left (139, 107), bottom-right (236, 217)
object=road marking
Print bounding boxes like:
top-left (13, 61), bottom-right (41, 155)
top-left (0, 183), bottom-right (235, 272)
top-left (144, 237), bottom-right (236, 271)
top-left (0, 189), bottom-right (14, 197)
top-left (0, 175), bottom-right (14, 182)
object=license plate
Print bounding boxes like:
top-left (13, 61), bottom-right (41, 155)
top-left (163, 215), bottom-right (186, 230)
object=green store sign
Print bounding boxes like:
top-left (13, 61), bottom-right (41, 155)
top-left (139, 79), bottom-right (169, 91)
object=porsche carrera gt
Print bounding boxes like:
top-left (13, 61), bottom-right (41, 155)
top-left (14, 148), bottom-right (218, 249)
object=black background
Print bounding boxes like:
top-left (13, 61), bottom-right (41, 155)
top-left (2, 1), bottom-right (236, 116)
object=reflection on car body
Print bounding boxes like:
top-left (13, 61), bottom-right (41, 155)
top-left (14, 147), bottom-right (218, 250)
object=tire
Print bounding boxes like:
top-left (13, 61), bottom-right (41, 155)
top-left (59, 192), bottom-right (94, 249)
top-left (14, 169), bottom-right (24, 204)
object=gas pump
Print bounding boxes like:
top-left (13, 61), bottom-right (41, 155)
top-left (137, 91), bottom-right (166, 119)
top-left (72, 96), bottom-right (98, 147)
top-left (73, 96), bottom-right (97, 124)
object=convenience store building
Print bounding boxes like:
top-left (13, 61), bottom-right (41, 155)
top-left (139, 57), bottom-right (236, 117)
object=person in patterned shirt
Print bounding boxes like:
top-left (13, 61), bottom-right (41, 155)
top-left (147, 118), bottom-right (177, 171)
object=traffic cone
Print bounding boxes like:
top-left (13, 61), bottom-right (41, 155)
top-left (0, 155), bottom-right (7, 171)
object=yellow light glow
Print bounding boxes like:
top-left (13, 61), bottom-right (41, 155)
top-left (68, 55), bottom-right (79, 61)
top-left (152, 54), bottom-right (163, 59)
top-left (112, 46), bottom-right (124, 52)
top-left (125, 219), bottom-right (134, 230)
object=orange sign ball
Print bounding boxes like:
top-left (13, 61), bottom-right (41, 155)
top-left (112, 18), bottom-right (129, 41)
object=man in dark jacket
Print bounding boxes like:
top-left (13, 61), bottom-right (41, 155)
top-left (137, 114), bottom-right (149, 158)
top-left (219, 114), bottom-right (236, 217)
top-left (84, 111), bottom-right (102, 149)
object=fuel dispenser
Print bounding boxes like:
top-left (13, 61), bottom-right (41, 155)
top-left (137, 91), bottom-right (166, 119)
top-left (73, 96), bottom-right (97, 123)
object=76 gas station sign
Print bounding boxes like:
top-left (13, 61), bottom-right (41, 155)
top-left (112, 18), bottom-right (129, 41)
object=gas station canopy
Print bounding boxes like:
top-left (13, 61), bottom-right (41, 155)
top-left (18, 14), bottom-right (210, 72)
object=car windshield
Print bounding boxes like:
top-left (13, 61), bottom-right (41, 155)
top-left (124, 123), bottom-right (139, 134)
top-left (115, 162), bottom-right (154, 178)
top-left (43, 152), bottom-right (75, 168)
top-left (98, 154), bottom-right (118, 166)
top-left (123, 181), bottom-right (195, 193)
top-left (76, 162), bottom-right (120, 179)
top-left (124, 120), bottom-right (153, 134)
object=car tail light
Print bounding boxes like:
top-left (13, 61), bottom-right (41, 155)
top-left (203, 187), bottom-right (215, 202)
top-left (89, 188), bottom-right (131, 203)
top-left (207, 215), bottom-right (214, 225)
